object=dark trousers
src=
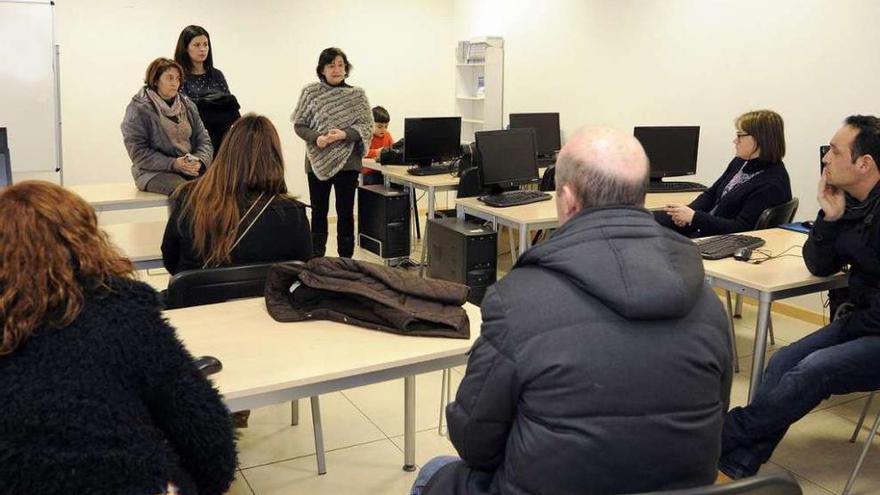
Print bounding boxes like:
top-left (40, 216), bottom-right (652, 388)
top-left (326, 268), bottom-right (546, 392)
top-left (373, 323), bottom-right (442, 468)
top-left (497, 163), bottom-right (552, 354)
top-left (720, 316), bottom-right (880, 478)
top-left (308, 170), bottom-right (359, 258)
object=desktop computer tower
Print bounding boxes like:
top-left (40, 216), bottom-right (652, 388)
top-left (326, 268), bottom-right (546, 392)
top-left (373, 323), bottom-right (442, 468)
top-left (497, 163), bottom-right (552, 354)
top-left (427, 217), bottom-right (497, 305)
top-left (358, 185), bottom-right (411, 259)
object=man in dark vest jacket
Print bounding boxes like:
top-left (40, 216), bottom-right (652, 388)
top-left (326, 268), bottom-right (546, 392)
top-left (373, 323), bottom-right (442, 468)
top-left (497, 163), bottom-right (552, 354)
top-left (411, 127), bottom-right (733, 495)
top-left (720, 115), bottom-right (880, 479)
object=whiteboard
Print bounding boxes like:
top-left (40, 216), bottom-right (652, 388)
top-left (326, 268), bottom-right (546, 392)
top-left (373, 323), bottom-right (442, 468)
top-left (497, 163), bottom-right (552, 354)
top-left (0, 0), bottom-right (60, 175)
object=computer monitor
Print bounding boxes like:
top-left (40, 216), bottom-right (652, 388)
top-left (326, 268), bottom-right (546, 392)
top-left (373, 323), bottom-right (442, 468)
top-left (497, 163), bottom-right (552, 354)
top-left (0, 128), bottom-right (10, 189)
top-left (633, 126), bottom-right (700, 182)
top-left (474, 128), bottom-right (539, 192)
top-left (403, 117), bottom-right (462, 167)
top-left (820, 145), bottom-right (830, 173)
top-left (509, 113), bottom-right (561, 160)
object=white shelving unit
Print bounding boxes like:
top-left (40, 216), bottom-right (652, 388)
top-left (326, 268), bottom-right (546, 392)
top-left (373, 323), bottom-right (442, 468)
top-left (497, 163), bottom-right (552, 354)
top-left (455, 37), bottom-right (503, 142)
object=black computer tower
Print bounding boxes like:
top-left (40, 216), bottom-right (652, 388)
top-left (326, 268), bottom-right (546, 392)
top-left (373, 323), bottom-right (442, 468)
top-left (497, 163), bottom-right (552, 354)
top-left (427, 217), bottom-right (497, 305)
top-left (358, 185), bottom-right (411, 259)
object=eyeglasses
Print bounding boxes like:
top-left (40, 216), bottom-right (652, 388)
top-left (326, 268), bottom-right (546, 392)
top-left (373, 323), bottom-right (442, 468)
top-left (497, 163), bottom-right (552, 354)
top-left (735, 132), bottom-right (751, 141)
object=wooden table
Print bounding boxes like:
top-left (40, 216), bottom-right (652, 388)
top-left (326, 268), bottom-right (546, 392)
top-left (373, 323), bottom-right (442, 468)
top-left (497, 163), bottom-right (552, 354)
top-left (701, 228), bottom-right (847, 402)
top-left (165, 297), bottom-right (482, 471)
top-left (69, 182), bottom-right (168, 212)
top-left (455, 191), bottom-right (701, 258)
top-left (103, 220), bottom-right (166, 270)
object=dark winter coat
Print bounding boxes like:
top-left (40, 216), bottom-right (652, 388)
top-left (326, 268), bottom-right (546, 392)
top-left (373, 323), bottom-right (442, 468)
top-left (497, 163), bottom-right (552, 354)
top-left (426, 206), bottom-right (733, 495)
top-left (265, 257), bottom-right (471, 338)
top-left (804, 182), bottom-right (880, 335)
top-left (121, 87), bottom-right (213, 190)
top-left (0, 278), bottom-right (237, 495)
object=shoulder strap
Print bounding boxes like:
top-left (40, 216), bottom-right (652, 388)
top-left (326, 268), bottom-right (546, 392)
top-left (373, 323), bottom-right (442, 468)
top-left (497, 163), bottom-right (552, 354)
top-left (201, 193), bottom-right (274, 269)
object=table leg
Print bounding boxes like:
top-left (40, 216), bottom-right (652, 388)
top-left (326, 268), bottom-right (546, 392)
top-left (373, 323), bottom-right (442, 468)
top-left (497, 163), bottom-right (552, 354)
top-left (311, 396), bottom-right (327, 474)
top-left (747, 293), bottom-right (773, 403)
top-left (518, 223), bottom-right (529, 258)
top-left (403, 375), bottom-right (416, 471)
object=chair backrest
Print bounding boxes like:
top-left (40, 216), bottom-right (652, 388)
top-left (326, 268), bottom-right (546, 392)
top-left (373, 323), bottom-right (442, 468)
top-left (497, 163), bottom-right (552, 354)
top-left (754, 197), bottom-right (799, 230)
top-left (539, 165), bottom-right (556, 192)
top-left (165, 262), bottom-right (276, 310)
top-left (457, 165), bottom-right (483, 198)
top-left (630, 472), bottom-right (802, 495)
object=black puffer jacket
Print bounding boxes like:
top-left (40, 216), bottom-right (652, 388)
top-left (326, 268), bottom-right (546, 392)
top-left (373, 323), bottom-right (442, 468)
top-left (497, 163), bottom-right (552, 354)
top-left (427, 207), bottom-right (732, 495)
top-left (0, 279), bottom-right (237, 495)
top-left (804, 182), bottom-right (880, 335)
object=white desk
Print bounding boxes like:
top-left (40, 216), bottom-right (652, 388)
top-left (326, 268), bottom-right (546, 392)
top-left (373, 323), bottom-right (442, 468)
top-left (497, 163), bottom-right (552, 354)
top-left (455, 191), bottom-right (701, 258)
top-left (363, 161), bottom-right (460, 221)
top-left (165, 297), bottom-right (481, 470)
top-left (701, 228), bottom-right (847, 402)
top-left (69, 182), bottom-right (168, 212)
top-left (104, 220), bottom-right (165, 270)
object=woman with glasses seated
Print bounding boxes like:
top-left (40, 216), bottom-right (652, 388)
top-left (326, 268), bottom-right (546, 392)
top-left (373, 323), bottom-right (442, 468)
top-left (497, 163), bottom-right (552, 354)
top-left (655, 110), bottom-right (792, 237)
top-left (0, 181), bottom-right (236, 494)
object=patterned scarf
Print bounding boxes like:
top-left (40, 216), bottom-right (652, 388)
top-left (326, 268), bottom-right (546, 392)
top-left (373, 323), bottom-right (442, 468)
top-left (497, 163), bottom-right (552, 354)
top-left (145, 88), bottom-right (192, 155)
top-left (291, 82), bottom-right (373, 180)
top-left (711, 161), bottom-right (764, 215)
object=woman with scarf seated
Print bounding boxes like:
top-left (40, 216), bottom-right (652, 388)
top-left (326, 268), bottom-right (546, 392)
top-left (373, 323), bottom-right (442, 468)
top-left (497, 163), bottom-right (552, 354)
top-left (122, 57), bottom-right (213, 196)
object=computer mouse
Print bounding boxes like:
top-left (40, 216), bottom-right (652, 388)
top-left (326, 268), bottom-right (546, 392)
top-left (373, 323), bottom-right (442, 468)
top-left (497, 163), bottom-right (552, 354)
top-left (733, 247), bottom-right (753, 261)
top-left (193, 355), bottom-right (223, 376)
top-left (801, 220), bottom-right (814, 229)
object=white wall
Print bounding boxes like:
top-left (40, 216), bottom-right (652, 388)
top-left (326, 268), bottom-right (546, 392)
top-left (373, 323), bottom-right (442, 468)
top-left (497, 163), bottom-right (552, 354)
top-left (54, 0), bottom-right (455, 203)
top-left (454, 0), bottom-right (880, 218)
top-left (453, 0), bottom-right (880, 313)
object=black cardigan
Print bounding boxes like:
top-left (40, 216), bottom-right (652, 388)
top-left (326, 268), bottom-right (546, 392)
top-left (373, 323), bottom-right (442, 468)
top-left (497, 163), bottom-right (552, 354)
top-left (657, 157), bottom-right (792, 237)
top-left (162, 192), bottom-right (313, 275)
top-left (0, 279), bottom-right (237, 494)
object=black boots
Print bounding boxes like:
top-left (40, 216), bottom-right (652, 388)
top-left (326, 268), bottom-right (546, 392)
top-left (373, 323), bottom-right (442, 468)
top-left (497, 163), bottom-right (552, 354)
top-left (338, 236), bottom-right (354, 258)
top-left (312, 233), bottom-right (328, 258)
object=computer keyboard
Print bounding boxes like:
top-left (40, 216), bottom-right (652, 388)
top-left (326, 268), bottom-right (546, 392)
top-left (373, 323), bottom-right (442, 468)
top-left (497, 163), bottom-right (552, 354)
top-left (407, 164), bottom-right (454, 176)
top-left (479, 190), bottom-right (552, 208)
top-left (648, 181), bottom-right (707, 193)
top-left (695, 234), bottom-right (766, 260)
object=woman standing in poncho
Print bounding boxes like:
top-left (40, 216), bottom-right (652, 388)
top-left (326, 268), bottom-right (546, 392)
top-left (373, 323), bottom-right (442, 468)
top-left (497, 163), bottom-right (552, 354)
top-left (292, 47), bottom-right (373, 258)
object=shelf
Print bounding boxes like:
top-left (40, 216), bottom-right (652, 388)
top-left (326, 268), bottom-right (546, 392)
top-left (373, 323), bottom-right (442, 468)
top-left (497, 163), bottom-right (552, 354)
top-left (462, 118), bottom-right (485, 124)
top-left (456, 63), bottom-right (485, 67)
top-left (456, 95), bottom-right (485, 101)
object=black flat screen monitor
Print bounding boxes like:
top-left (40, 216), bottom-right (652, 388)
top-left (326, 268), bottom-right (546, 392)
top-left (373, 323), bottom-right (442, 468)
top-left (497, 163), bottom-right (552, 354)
top-left (820, 145), bottom-right (830, 172)
top-left (509, 112), bottom-right (561, 159)
top-left (474, 128), bottom-right (539, 192)
top-left (404, 117), bottom-right (462, 167)
top-left (0, 128), bottom-right (10, 188)
top-left (633, 126), bottom-right (700, 180)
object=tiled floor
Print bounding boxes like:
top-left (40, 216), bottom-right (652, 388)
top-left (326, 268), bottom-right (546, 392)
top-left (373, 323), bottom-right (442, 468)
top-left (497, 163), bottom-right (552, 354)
top-left (137, 229), bottom-right (880, 495)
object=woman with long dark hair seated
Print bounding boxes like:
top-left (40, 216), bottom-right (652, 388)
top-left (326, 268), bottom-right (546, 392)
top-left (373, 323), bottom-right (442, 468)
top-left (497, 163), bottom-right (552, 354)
top-left (655, 109), bottom-right (792, 236)
top-left (0, 181), bottom-right (236, 494)
top-left (161, 113), bottom-right (312, 275)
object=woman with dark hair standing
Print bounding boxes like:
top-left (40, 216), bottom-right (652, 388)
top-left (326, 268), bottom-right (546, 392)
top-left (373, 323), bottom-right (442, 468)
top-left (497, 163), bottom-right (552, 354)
top-left (174, 25), bottom-right (241, 150)
top-left (655, 109), bottom-right (792, 236)
top-left (292, 47), bottom-right (373, 258)
top-left (122, 57), bottom-right (213, 196)
top-left (162, 113), bottom-right (312, 275)
top-left (0, 181), bottom-right (237, 494)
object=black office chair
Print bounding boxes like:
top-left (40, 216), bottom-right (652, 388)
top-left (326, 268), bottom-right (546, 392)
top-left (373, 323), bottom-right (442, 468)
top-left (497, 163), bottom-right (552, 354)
top-left (165, 262), bottom-right (276, 310)
top-left (726, 197), bottom-right (799, 372)
top-left (539, 164), bottom-right (556, 192)
top-left (433, 165), bottom-right (483, 219)
top-left (754, 197), bottom-right (800, 231)
top-left (630, 472), bottom-right (802, 495)
top-left (165, 261), bottom-right (329, 475)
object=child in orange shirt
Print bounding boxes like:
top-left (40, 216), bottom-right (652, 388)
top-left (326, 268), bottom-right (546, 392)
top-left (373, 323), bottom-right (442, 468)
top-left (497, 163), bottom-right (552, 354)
top-left (363, 106), bottom-right (393, 185)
